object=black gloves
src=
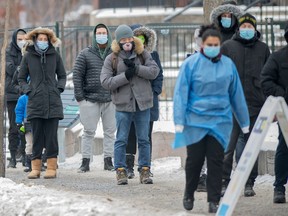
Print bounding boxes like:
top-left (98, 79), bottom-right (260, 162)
top-left (123, 59), bottom-right (135, 68)
top-left (124, 59), bottom-right (136, 80)
top-left (125, 67), bottom-right (136, 80)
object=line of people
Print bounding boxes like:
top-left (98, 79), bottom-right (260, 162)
top-left (173, 1), bottom-right (288, 214)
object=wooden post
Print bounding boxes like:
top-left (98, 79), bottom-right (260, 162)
top-left (0, 0), bottom-right (11, 177)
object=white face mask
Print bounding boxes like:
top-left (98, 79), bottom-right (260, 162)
top-left (17, 40), bottom-right (26, 49)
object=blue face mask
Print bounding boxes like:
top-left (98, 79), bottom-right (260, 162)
top-left (239, 28), bottom-right (255, 40)
top-left (37, 41), bottom-right (49, 50)
top-left (96, 34), bottom-right (108, 45)
top-left (203, 46), bottom-right (220, 58)
top-left (221, 17), bottom-right (232, 28)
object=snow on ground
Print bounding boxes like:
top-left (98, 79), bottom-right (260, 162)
top-left (1, 153), bottom-right (275, 216)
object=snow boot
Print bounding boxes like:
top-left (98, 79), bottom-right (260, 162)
top-left (28, 159), bottom-right (41, 179)
top-left (139, 167), bottom-right (153, 184)
top-left (78, 158), bottom-right (90, 173)
top-left (208, 202), bottom-right (219, 213)
top-left (244, 180), bottom-right (256, 197)
top-left (126, 154), bottom-right (135, 179)
top-left (104, 157), bottom-right (114, 171)
top-left (116, 168), bottom-right (128, 185)
top-left (273, 190), bottom-right (286, 203)
top-left (24, 154), bottom-right (32, 172)
top-left (183, 191), bottom-right (194, 211)
top-left (44, 158), bottom-right (57, 179)
top-left (196, 174), bottom-right (207, 192)
top-left (7, 151), bottom-right (16, 168)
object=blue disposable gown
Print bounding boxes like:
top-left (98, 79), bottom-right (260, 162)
top-left (173, 53), bottom-right (250, 150)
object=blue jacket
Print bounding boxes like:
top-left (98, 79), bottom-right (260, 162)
top-left (15, 94), bottom-right (28, 124)
top-left (173, 53), bottom-right (249, 150)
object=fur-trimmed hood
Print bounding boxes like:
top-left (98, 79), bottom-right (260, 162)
top-left (111, 36), bottom-right (144, 54)
top-left (25, 27), bottom-right (61, 47)
top-left (210, 4), bottom-right (243, 28)
top-left (132, 26), bottom-right (157, 53)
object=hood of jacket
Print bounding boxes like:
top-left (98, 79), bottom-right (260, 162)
top-left (92, 23), bottom-right (112, 48)
top-left (210, 4), bottom-right (243, 30)
top-left (111, 36), bottom-right (144, 55)
top-left (132, 26), bottom-right (157, 53)
top-left (25, 27), bottom-right (61, 47)
top-left (10, 28), bottom-right (27, 53)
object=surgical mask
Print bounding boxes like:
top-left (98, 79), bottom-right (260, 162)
top-left (239, 28), bottom-right (255, 40)
top-left (95, 34), bottom-right (108, 45)
top-left (119, 41), bottom-right (135, 52)
top-left (37, 41), bottom-right (49, 50)
top-left (137, 35), bottom-right (145, 44)
top-left (221, 17), bottom-right (232, 28)
top-left (203, 46), bottom-right (220, 58)
top-left (17, 40), bottom-right (26, 49)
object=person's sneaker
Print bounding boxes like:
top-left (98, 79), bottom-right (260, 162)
top-left (104, 157), bottom-right (114, 171)
top-left (244, 184), bottom-right (256, 197)
top-left (78, 158), bottom-right (90, 173)
top-left (221, 180), bottom-right (229, 197)
top-left (139, 167), bottom-right (153, 184)
top-left (116, 168), bottom-right (128, 185)
top-left (273, 190), bottom-right (286, 203)
top-left (196, 174), bottom-right (207, 192)
top-left (183, 196), bottom-right (194, 211)
top-left (7, 159), bottom-right (16, 168)
top-left (208, 202), bottom-right (219, 213)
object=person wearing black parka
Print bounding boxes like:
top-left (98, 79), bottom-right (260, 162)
top-left (18, 27), bottom-right (66, 179)
top-left (261, 23), bottom-right (288, 204)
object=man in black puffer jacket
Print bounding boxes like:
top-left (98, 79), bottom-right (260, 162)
top-left (73, 23), bottom-right (115, 172)
top-left (6, 29), bottom-right (26, 168)
top-left (221, 13), bottom-right (270, 197)
top-left (261, 23), bottom-right (288, 204)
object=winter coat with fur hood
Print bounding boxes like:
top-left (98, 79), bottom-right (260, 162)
top-left (5, 29), bottom-right (26, 102)
top-left (100, 37), bottom-right (160, 112)
top-left (73, 23), bottom-right (113, 103)
top-left (133, 26), bottom-right (163, 121)
top-left (18, 27), bottom-right (66, 120)
top-left (210, 3), bottom-right (243, 42)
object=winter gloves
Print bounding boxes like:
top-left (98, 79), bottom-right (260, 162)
top-left (124, 59), bottom-right (137, 80)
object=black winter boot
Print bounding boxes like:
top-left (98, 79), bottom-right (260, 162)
top-left (24, 154), bottom-right (32, 172)
top-left (273, 190), bottom-right (286, 203)
top-left (126, 154), bottom-right (135, 179)
top-left (104, 157), bottom-right (114, 171)
top-left (208, 202), bottom-right (219, 213)
top-left (196, 174), bottom-right (207, 192)
top-left (7, 151), bottom-right (16, 168)
top-left (244, 180), bottom-right (256, 197)
top-left (78, 158), bottom-right (90, 173)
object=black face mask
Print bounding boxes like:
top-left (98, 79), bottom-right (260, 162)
top-left (119, 41), bottom-right (135, 51)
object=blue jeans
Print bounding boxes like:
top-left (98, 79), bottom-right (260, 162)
top-left (273, 125), bottom-right (288, 192)
top-left (114, 109), bottom-right (151, 170)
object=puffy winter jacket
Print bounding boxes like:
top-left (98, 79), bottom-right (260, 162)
top-left (15, 94), bottom-right (28, 124)
top-left (100, 37), bottom-right (159, 112)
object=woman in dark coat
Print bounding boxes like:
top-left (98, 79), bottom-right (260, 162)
top-left (18, 27), bottom-right (66, 179)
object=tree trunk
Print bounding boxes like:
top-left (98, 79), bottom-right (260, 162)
top-left (0, 0), bottom-right (11, 177)
top-left (203, 0), bottom-right (237, 24)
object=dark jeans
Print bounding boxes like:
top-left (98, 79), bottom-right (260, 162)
top-left (273, 125), bottom-right (288, 192)
top-left (222, 115), bottom-right (258, 185)
top-left (30, 118), bottom-right (59, 160)
top-left (7, 101), bottom-right (19, 152)
top-left (126, 121), bottom-right (154, 155)
top-left (185, 135), bottom-right (224, 203)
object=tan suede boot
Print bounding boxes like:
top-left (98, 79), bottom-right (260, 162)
top-left (28, 159), bottom-right (41, 179)
top-left (44, 158), bottom-right (57, 179)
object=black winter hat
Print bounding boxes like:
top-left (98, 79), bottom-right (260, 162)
top-left (284, 23), bottom-right (288, 43)
top-left (238, 13), bottom-right (257, 29)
